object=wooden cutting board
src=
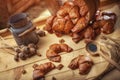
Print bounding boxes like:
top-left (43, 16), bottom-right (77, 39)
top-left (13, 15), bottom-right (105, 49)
top-left (0, 3), bottom-right (120, 80)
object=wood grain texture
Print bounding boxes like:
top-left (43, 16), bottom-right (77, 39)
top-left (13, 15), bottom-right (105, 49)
top-left (0, 2), bottom-right (120, 80)
top-left (0, 0), bottom-right (9, 29)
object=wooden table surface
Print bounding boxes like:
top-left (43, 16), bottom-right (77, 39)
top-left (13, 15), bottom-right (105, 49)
top-left (0, 2), bottom-right (120, 80)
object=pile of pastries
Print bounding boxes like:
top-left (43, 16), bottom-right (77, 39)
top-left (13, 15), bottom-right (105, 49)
top-left (44, 0), bottom-right (116, 43)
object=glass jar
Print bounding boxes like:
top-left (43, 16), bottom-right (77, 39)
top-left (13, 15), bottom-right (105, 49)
top-left (8, 13), bottom-right (39, 46)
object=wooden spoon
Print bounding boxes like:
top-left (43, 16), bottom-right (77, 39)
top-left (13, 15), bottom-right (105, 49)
top-left (86, 41), bottom-right (120, 71)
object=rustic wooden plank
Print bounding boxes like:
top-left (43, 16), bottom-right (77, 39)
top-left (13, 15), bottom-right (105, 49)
top-left (6, 0), bottom-right (13, 14)
top-left (12, 0), bottom-right (29, 13)
top-left (12, 0), bottom-right (20, 5)
top-left (0, 60), bottom-right (108, 80)
top-left (0, 2), bottom-right (120, 80)
top-left (13, 0), bottom-right (35, 15)
top-left (0, 31), bottom-right (109, 75)
top-left (0, 0), bottom-right (9, 29)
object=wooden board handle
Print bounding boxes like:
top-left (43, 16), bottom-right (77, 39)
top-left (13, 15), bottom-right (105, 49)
top-left (100, 48), bottom-right (120, 71)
